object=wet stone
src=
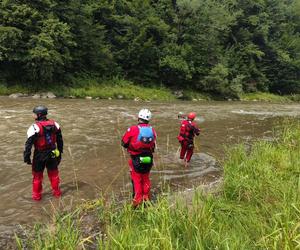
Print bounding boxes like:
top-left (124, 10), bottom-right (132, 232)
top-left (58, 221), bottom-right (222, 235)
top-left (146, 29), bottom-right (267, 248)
top-left (8, 93), bottom-right (26, 98)
top-left (32, 94), bottom-right (40, 99)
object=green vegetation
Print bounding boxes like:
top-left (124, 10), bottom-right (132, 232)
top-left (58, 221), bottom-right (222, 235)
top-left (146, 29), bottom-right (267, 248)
top-left (1, 0), bottom-right (300, 98)
top-left (67, 81), bottom-right (175, 101)
top-left (240, 92), bottom-right (292, 102)
top-left (2, 83), bottom-right (300, 102)
top-left (16, 122), bottom-right (300, 249)
top-left (0, 84), bottom-right (30, 95)
top-left (0, 78), bottom-right (176, 100)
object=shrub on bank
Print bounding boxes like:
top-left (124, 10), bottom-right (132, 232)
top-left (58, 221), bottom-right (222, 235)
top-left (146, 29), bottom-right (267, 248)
top-left (68, 82), bottom-right (175, 101)
top-left (240, 92), bottom-right (291, 102)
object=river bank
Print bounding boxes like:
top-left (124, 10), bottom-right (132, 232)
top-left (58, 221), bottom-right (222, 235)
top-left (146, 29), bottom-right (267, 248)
top-left (1, 82), bottom-right (300, 102)
top-left (14, 122), bottom-right (300, 249)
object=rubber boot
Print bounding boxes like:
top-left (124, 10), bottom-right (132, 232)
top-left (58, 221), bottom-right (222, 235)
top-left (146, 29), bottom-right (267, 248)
top-left (47, 169), bottom-right (61, 197)
top-left (32, 171), bottom-right (43, 201)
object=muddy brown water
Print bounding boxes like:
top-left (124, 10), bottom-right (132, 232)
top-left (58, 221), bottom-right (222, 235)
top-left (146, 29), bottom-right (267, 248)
top-left (1, 97), bottom-right (300, 237)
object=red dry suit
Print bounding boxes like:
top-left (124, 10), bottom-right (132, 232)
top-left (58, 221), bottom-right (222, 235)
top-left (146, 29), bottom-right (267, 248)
top-left (24, 119), bottom-right (63, 200)
top-left (121, 123), bottom-right (156, 207)
top-left (177, 119), bottom-right (200, 163)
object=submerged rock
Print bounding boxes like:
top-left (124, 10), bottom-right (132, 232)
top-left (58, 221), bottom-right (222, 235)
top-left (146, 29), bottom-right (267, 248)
top-left (45, 92), bottom-right (56, 99)
top-left (32, 94), bottom-right (40, 99)
top-left (173, 90), bottom-right (184, 98)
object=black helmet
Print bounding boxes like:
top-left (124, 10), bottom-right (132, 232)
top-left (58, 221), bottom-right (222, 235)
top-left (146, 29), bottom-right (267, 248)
top-left (33, 105), bottom-right (48, 116)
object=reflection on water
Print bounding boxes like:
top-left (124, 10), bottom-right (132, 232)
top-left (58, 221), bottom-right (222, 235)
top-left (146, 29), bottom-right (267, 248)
top-left (1, 97), bottom-right (300, 232)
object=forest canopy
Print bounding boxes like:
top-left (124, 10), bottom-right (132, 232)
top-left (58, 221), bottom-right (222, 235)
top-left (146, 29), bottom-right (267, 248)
top-left (0, 0), bottom-right (299, 97)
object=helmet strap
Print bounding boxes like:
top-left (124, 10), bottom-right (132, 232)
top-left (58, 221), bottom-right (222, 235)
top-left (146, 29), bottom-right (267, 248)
top-left (138, 118), bottom-right (149, 124)
top-left (36, 115), bottom-right (47, 121)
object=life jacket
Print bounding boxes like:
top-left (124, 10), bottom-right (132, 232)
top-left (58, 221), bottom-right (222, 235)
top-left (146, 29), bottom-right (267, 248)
top-left (130, 125), bottom-right (155, 152)
top-left (182, 120), bottom-right (196, 140)
top-left (34, 120), bottom-right (57, 151)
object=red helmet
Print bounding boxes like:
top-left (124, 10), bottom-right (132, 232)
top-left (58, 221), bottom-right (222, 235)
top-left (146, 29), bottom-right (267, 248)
top-left (187, 112), bottom-right (196, 120)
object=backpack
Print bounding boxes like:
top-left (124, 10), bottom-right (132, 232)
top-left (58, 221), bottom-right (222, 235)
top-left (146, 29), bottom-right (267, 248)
top-left (35, 120), bottom-right (57, 150)
top-left (137, 125), bottom-right (154, 144)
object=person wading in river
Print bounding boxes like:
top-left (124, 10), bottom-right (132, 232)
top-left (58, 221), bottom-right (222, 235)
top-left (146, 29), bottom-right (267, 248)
top-left (23, 106), bottom-right (63, 201)
top-left (121, 109), bottom-right (157, 207)
top-left (177, 112), bottom-right (200, 167)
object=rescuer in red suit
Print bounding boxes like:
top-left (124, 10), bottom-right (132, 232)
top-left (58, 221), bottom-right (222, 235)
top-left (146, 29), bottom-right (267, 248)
top-left (23, 106), bottom-right (63, 201)
top-left (177, 112), bottom-right (200, 166)
top-left (121, 109), bottom-right (157, 207)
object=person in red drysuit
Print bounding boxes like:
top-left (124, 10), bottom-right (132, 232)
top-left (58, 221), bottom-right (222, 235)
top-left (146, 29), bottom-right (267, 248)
top-left (177, 112), bottom-right (200, 166)
top-left (23, 106), bottom-right (63, 201)
top-left (121, 108), bottom-right (157, 207)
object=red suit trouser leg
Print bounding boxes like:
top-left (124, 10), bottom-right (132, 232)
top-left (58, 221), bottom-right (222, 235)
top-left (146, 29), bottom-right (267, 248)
top-left (47, 169), bottom-right (61, 197)
top-left (180, 142), bottom-right (188, 159)
top-left (180, 141), bottom-right (194, 162)
top-left (32, 171), bottom-right (43, 200)
top-left (129, 159), bottom-right (151, 206)
top-left (185, 146), bottom-right (194, 162)
top-left (141, 172), bottom-right (150, 201)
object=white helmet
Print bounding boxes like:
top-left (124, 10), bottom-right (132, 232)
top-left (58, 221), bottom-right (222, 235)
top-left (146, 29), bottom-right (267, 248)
top-left (138, 108), bottom-right (152, 121)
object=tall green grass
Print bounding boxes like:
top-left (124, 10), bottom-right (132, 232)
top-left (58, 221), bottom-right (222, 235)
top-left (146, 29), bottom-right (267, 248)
top-left (0, 84), bottom-right (30, 95)
top-left (67, 81), bottom-right (175, 101)
top-left (240, 92), bottom-right (292, 102)
top-left (2, 80), bottom-right (300, 102)
top-left (0, 78), bottom-right (175, 100)
top-left (16, 209), bottom-right (82, 250)
top-left (16, 122), bottom-right (300, 249)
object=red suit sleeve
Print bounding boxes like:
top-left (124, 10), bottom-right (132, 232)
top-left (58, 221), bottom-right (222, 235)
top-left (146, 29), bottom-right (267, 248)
top-left (121, 126), bottom-right (135, 148)
top-left (179, 121), bottom-right (187, 136)
top-left (177, 121), bottom-right (186, 142)
top-left (192, 122), bottom-right (200, 136)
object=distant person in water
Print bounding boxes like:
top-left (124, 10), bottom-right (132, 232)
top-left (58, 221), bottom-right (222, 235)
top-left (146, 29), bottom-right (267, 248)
top-left (121, 109), bottom-right (157, 207)
top-left (177, 112), bottom-right (200, 166)
top-left (23, 106), bottom-right (63, 201)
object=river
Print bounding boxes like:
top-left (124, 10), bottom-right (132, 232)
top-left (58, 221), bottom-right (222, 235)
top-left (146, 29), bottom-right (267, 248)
top-left (1, 97), bottom-right (299, 237)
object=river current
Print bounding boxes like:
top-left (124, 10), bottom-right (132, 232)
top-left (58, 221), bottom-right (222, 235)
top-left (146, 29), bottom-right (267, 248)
top-left (1, 97), bottom-right (300, 235)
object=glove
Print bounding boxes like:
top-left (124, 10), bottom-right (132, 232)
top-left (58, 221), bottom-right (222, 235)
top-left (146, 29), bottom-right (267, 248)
top-left (121, 140), bottom-right (129, 148)
top-left (24, 157), bottom-right (31, 165)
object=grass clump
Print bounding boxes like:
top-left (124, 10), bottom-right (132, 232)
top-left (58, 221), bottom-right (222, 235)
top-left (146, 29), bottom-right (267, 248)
top-left (240, 92), bottom-right (291, 102)
top-left (0, 84), bottom-right (30, 95)
top-left (16, 209), bottom-right (82, 250)
top-left (68, 82), bottom-right (175, 101)
top-left (288, 94), bottom-right (300, 102)
top-left (0, 77), bottom-right (175, 101)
